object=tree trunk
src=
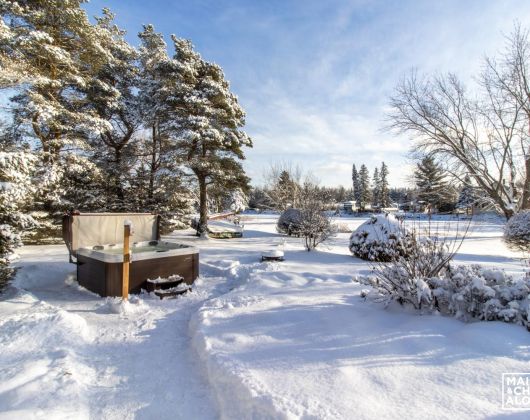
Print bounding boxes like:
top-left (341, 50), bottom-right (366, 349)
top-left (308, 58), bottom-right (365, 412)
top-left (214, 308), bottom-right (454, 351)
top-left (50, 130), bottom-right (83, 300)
top-left (521, 144), bottom-right (530, 211)
top-left (148, 124), bottom-right (157, 201)
top-left (114, 147), bottom-right (124, 202)
top-left (198, 175), bottom-right (208, 238)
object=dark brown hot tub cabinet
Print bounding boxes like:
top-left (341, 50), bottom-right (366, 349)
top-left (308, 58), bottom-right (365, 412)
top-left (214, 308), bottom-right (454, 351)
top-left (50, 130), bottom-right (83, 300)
top-left (62, 213), bottom-right (199, 297)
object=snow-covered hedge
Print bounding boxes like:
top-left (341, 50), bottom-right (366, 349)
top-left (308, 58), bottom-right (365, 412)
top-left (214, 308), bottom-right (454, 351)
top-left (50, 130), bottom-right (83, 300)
top-left (504, 210), bottom-right (530, 252)
top-left (277, 208), bottom-right (302, 236)
top-left (349, 213), bottom-right (411, 261)
top-left (359, 265), bottom-right (530, 330)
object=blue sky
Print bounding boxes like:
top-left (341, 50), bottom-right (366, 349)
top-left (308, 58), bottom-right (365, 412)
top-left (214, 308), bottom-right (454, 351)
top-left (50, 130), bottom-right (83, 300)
top-left (85, 0), bottom-right (530, 188)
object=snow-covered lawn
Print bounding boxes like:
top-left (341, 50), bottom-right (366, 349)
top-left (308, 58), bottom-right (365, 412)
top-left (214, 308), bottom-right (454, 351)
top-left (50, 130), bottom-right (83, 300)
top-left (1, 214), bottom-right (528, 419)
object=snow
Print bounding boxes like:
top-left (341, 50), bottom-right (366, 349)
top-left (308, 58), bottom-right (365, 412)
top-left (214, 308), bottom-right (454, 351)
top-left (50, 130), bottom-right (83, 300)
top-left (1, 246), bottom-right (220, 419)
top-left (1, 214), bottom-right (529, 419)
top-left (207, 220), bottom-right (244, 234)
top-left (261, 249), bottom-right (284, 258)
top-left (351, 213), bottom-right (403, 243)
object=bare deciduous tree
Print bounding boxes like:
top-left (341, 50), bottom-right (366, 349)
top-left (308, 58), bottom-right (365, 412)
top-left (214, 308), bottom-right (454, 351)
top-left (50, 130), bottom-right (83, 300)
top-left (263, 161), bottom-right (303, 211)
top-left (388, 26), bottom-right (530, 219)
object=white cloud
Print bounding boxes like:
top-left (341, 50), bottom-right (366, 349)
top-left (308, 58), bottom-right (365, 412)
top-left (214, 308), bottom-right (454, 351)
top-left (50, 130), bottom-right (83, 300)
top-left (84, 0), bottom-right (530, 188)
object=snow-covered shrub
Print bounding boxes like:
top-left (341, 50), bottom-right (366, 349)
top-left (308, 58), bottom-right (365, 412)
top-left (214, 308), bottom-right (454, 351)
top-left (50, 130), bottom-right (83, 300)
top-left (349, 213), bottom-right (412, 261)
top-left (360, 263), bottom-right (530, 329)
top-left (297, 203), bottom-right (337, 251)
top-left (504, 211), bottom-right (530, 253)
top-left (359, 269), bottom-right (434, 310)
top-left (367, 238), bottom-right (452, 309)
top-left (0, 151), bottom-right (39, 287)
top-left (277, 208), bottom-right (302, 236)
top-left (429, 265), bottom-right (530, 328)
top-left (363, 218), bottom-right (471, 309)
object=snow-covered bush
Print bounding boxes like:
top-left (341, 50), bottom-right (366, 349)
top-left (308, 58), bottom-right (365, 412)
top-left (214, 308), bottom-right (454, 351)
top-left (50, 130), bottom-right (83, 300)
top-left (297, 203), bottom-right (337, 251)
top-left (349, 213), bottom-right (412, 261)
top-left (504, 211), bottom-right (530, 253)
top-left (365, 236), bottom-right (454, 309)
top-left (361, 217), bottom-right (472, 310)
top-left (360, 268), bottom-right (434, 310)
top-left (0, 151), bottom-right (39, 286)
top-left (429, 265), bottom-right (529, 327)
top-left (360, 264), bottom-right (530, 330)
top-left (277, 208), bottom-right (302, 236)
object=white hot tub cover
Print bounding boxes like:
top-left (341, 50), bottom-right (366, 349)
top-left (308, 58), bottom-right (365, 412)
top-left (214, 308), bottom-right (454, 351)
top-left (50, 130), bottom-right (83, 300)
top-left (63, 213), bottom-right (159, 259)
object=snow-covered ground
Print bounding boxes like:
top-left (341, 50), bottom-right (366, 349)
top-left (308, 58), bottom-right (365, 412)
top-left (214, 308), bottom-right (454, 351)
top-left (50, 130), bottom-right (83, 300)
top-left (1, 214), bottom-right (528, 419)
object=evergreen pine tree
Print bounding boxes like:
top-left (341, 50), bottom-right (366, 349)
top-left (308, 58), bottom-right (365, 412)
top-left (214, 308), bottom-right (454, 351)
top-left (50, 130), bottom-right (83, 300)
top-left (352, 164), bottom-right (361, 208)
top-left (336, 185), bottom-right (347, 203)
top-left (1, 1), bottom-right (119, 158)
top-left (137, 25), bottom-right (172, 204)
top-left (372, 167), bottom-right (381, 207)
top-left (1, 2), bottom-right (131, 224)
top-left (359, 164), bottom-right (371, 210)
top-left (167, 36), bottom-right (252, 236)
top-left (456, 175), bottom-right (479, 214)
top-left (414, 156), bottom-right (453, 209)
top-left (88, 9), bottom-right (140, 211)
top-left (380, 162), bottom-right (391, 208)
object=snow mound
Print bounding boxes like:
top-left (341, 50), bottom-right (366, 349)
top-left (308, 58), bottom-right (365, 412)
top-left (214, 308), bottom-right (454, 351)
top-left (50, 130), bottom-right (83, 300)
top-left (0, 297), bottom-right (93, 348)
top-left (208, 220), bottom-right (244, 234)
top-left (262, 249), bottom-right (284, 258)
top-left (98, 295), bottom-right (150, 316)
top-left (190, 254), bottom-right (530, 420)
top-left (0, 292), bottom-right (94, 418)
top-left (349, 213), bottom-right (409, 261)
top-left (201, 259), bottom-right (241, 278)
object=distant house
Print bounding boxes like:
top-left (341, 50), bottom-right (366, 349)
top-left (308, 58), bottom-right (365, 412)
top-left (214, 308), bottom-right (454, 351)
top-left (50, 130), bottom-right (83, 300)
top-left (340, 201), bottom-right (357, 213)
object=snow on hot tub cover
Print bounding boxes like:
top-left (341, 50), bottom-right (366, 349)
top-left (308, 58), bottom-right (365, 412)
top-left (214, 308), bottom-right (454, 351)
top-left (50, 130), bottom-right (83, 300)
top-left (77, 241), bottom-right (198, 263)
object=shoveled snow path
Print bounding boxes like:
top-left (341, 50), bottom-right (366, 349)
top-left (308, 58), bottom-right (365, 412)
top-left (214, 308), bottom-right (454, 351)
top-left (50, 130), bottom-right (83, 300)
top-left (1, 245), bottom-right (222, 420)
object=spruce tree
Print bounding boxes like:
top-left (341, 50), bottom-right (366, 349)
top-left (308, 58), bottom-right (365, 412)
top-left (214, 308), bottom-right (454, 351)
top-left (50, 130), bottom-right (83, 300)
top-left (167, 36), bottom-right (251, 237)
top-left (456, 175), bottom-right (479, 214)
top-left (372, 167), bottom-right (381, 207)
top-left (380, 162), bottom-right (391, 208)
top-left (414, 156), bottom-right (452, 209)
top-left (359, 164), bottom-right (371, 210)
top-left (352, 164), bottom-right (361, 208)
top-left (274, 170), bottom-right (298, 210)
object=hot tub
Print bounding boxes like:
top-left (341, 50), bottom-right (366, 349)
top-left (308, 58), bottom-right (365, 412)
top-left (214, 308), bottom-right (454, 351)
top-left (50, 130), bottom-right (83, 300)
top-left (76, 241), bottom-right (198, 297)
top-left (63, 213), bottom-right (199, 297)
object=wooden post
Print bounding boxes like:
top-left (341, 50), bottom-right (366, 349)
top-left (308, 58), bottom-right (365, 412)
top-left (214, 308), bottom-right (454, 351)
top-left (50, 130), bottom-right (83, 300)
top-left (122, 223), bottom-right (131, 300)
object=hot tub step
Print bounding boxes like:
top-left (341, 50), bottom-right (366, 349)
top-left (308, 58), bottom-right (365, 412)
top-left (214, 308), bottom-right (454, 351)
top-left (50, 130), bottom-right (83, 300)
top-left (154, 286), bottom-right (192, 300)
top-left (146, 275), bottom-right (184, 293)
